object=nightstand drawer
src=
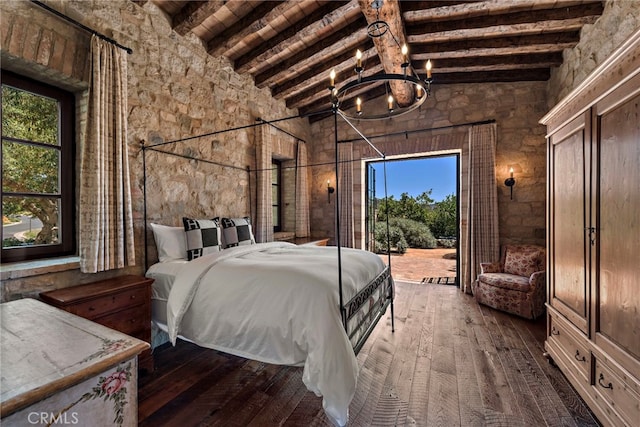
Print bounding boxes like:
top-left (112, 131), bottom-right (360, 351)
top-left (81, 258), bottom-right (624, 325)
top-left (67, 287), bottom-right (147, 319)
top-left (96, 304), bottom-right (151, 336)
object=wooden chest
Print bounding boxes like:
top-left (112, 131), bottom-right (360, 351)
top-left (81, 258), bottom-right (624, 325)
top-left (40, 275), bottom-right (154, 372)
top-left (0, 298), bottom-right (148, 425)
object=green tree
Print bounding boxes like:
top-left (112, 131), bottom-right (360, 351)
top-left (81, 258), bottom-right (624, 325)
top-left (377, 190), bottom-right (434, 223)
top-left (428, 194), bottom-right (457, 238)
top-left (2, 85), bottom-right (60, 245)
top-left (375, 191), bottom-right (457, 250)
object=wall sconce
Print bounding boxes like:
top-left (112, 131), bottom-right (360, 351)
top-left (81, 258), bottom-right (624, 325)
top-left (327, 180), bottom-right (335, 203)
top-left (504, 167), bottom-right (515, 200)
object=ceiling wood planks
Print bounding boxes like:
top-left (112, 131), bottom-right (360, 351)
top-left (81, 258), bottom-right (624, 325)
top-left (147, 0), bottom-right (605, 122)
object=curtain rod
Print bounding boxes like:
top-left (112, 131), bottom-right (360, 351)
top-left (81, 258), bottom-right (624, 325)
top-left (338, 119), bottom-right (496, 143)
top-left (31, 0), bottom-right (133, 55)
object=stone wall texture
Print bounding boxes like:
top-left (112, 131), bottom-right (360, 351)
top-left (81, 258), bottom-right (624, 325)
top-left (546, 0), bottom-right (640, 107)
top-left (1, 0), bottom-right (308, 300)
top-left (309, 81), bottom-right (549, 249)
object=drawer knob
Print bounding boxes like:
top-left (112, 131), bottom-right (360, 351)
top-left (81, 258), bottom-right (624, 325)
top-left (598, 373), bottom-right (613, 390)
top-left (130, 295), bottom-right (136, 299)
top-left (551, 327), bottom-right (560, 336)
top-left (88, 306), bottom-right (95, 311)
top-left (574, 350), bottom-right (586, 362)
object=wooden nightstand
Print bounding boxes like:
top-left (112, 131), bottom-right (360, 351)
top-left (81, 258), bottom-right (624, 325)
top-left (40, 275), bottom-right (154, 372)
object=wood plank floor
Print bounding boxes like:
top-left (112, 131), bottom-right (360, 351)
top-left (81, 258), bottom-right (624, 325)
top-left (138, 281), bottom-right (600, 426)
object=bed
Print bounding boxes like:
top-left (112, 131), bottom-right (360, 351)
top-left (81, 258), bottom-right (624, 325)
top-left (146, 237), bottom-right (393, 426)
top-left (142, 112), bottom-right (395, 425)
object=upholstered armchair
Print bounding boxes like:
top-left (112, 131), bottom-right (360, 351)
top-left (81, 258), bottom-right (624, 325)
top-left (472, 245), bottom-right (546, 320)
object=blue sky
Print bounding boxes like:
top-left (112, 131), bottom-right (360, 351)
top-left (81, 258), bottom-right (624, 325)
top-left (370, 155), bottom-right (457, 202)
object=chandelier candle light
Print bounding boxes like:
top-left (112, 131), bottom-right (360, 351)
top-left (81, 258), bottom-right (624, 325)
top-left (329, 0), bottom-right (433, 120)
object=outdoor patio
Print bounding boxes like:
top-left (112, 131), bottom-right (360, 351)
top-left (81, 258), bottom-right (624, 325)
top-left (380, 248), bottom-right (457, 284)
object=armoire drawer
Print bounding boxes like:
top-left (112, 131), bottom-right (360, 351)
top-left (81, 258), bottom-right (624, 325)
top-left (548, 312), bottom-right (591, 382)
top-left (592, 357), bottom-right (640, 427)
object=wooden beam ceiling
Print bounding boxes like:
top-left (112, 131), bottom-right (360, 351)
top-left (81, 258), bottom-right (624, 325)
top-left (147, 0), bottom-right (605, 122)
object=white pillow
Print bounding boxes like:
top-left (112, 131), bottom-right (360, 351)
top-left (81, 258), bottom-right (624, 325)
top-left (150, 223), bottom-right (187, 262)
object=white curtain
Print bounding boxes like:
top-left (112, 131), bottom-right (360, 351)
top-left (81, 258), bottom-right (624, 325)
top-left (79, 36), bottom-right (135, 273)
top-left (295, 142), bottom-right (310, 238)
top-left (338, 143), bottom-right (355, 247)
top-left (255, 124), bottom-right (273, 243)
top-left (462, 123), bottom-right (500, 294)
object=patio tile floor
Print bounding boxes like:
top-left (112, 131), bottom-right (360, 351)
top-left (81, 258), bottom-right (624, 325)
top-left (380, 248), bottom-right (457, 283)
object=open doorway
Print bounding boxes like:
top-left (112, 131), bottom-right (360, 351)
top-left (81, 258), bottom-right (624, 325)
top-left (366, 154), bottom-right (460, 285)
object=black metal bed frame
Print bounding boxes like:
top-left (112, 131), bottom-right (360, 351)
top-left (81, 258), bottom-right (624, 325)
top-left (141, 110), bottom-right (395, 355)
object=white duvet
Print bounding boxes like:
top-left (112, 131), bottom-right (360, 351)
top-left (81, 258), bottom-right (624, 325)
top-left (165, 241), bottom-right (389, 426)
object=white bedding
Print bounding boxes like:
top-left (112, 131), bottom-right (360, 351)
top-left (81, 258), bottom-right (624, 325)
top-left (158, 241), bottom-right (390, 426)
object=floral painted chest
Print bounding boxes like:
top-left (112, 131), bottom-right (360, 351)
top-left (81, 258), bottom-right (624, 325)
top-left (0, 298), bottom-right (149, 426)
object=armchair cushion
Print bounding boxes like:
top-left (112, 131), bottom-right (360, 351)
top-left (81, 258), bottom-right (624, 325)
top-left (480, 261), bottom-right (502, 274)
top-left (477, 272), bottom-right (530, 292)
top-left (503, 245), bottom-right (543, 277)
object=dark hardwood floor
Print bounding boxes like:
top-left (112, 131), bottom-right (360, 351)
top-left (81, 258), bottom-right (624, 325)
top-left (138, 281), bottom-right (600, 426)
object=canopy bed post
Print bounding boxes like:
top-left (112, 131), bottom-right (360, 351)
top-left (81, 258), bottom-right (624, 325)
top-left (382, 156), bottom-right (395, 332)
top-left (247, 165), bottom-right (253, 226)
top-left (142, 140), bottom-right (149, 272)
top-left (333, 109), bottom-right (347, 330)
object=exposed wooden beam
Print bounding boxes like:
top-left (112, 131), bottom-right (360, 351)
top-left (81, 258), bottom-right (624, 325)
top-left (401, 0), bottom-right (599, 22)
top-left (269, 41), bottom-right (377, 99)
top-left (358, 0), bottom-right (414, 106)
top-left (432, 68), bottom-right (551, 83)
top-left (407, 16), bottom-right (601, 44)
top-left (206, 1), bottom-right (289, 56)
top-left (285, 63), bottom-right (385, 110)
top-left (172, 1), bottom-right (227, 36)
top-left (410, 32), bottom-right (581, 57)
top-left (413, 43), bottom-right (574, 61)
top-left (234, 1), bottom-right (351, 74)
top-left (420, 52), bottom-right (564, 69)
top-left (253, 16), bottom-right (369, 88)
top-left (405, 3), bottom-right (605, 34)
top-left (399, 0), bottom-right (484, 14)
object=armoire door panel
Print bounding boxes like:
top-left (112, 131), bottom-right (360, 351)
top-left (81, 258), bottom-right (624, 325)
top-left (550, 118), bottom-right (589, 328)
top-left (595, 90), bottom-right (640, 362)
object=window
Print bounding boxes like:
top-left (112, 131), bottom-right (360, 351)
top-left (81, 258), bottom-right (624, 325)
top-left (1, 71), bottom-right (75, 262)
top-left (271, 160), bottom-right (281, 232)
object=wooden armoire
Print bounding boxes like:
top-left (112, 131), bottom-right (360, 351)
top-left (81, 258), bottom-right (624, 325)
top-left (540, 30), bottom-right (640, 426)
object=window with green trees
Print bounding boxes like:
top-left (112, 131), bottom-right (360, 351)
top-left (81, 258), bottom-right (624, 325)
top-left (1, 71), bottom-right (75, 262)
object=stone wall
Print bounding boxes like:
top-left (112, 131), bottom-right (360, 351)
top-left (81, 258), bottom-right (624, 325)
top-left (309, 81), bottom-right (549, 249)
top-left (0, 0), bottom-right (309, 301)
top-left (546, 0), bottom-right (640, 107)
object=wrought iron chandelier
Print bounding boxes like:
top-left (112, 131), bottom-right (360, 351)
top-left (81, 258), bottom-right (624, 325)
top-left (329, 0), bottom-right (433, 121)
